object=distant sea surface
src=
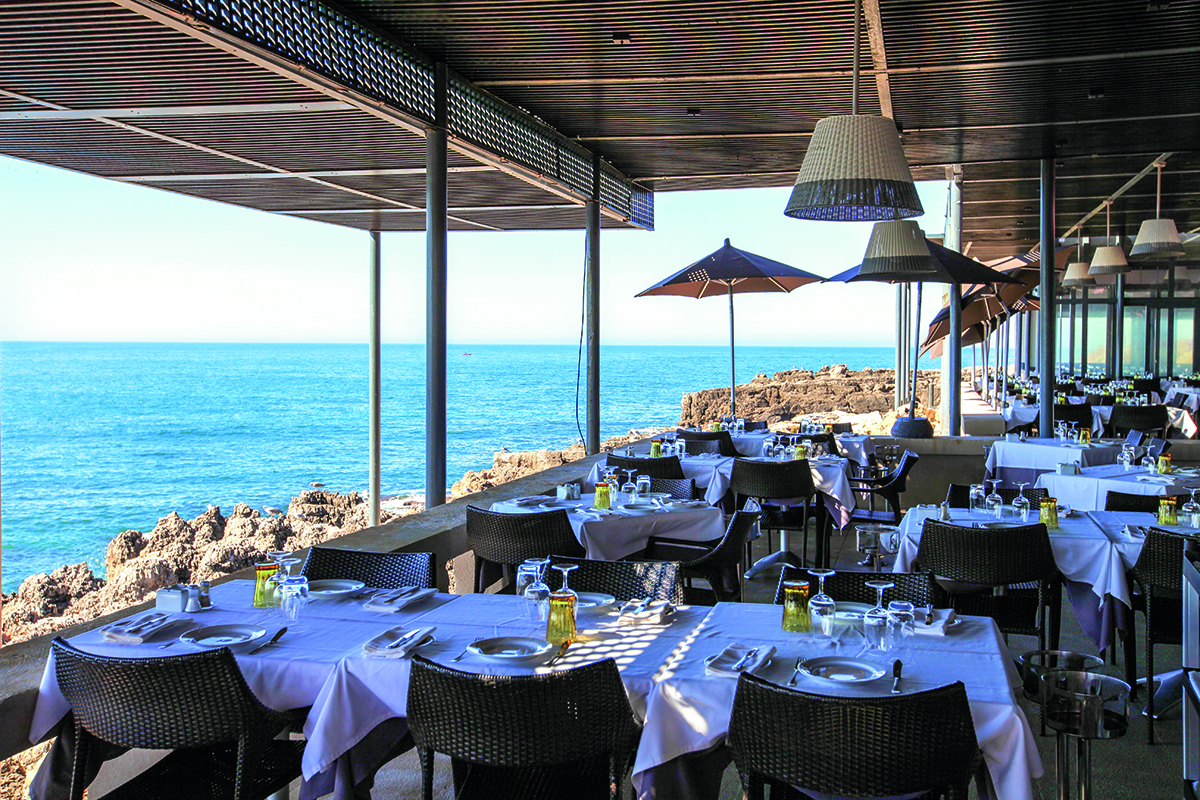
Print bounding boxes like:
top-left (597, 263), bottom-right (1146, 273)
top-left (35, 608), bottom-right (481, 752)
top-left (1, 342), bottom-right (897, 590)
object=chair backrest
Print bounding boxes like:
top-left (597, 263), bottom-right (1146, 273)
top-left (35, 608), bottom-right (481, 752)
top-left (1147, 437), bottom-right (1171, 458)
top-left (1109, 404), bottom-right (1169, 436)
top-left (301, 547), bottom-right (436, 589)
top-left (407, 655), bottom-right (641, 771)
top-left (1133, 527), bottom-right (1200, 594)
top-left (544, 555), bottom-right (685, 603)
top-left (1132, 378), bottom-right (1160, 397)
top-left (676, 429), bottom-right (740, 457)
top-left (773, 566), bottom-right (934, 607)
top-left (649, 477), bottom-right (695, 500)
top-left (1053, 403), bottom-right (1093, 427)
top-left (51, 637), bottom-right (284, 751)
top-left (879, 449), bottom-right (920, 493)
top-left (1103, 490), bottom-right (1188, 513)
top-left (1168, 394), bottom-right (1191, 409)
top-left (730, 457), bottom-right (816, 503)
top-left (728, 673), bottom-right (979, 799)
top-left (683, 437), bottom-right (722, 456)
top-left (1125, 429), bottom-right (1146, 448)
top-left (796, 432), bottom-right (840, 457)
top-left (945, 483), bottom-right (1047, 508)
top-left (915, 519), bottom-right (1058, 586)
top-left (465, 506), bottom-right (584, 567)
top-left (683, 509), bottom-right (761, 602)
top-left (605, 453), bottom-right (685, 479)
top-left (743, 420), bottom-right (769, 432)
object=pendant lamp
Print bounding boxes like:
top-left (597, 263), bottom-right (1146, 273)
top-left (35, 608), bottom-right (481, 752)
top-left (783, 0), bottom-right (922, 221)
top-left (1062, 239), bottom-right (1094, 287)
top-left (1089, 200), bottom-right (1129, 276)
top-left (1130, 161), bottom-right (1185, 259)
top-left (855, 219), bottom-right (940, 280)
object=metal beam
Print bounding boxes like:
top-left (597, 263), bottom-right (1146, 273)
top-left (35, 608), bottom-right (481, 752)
top-left (0, 100), bottom-right (352, 121)
top-left (280, 204), bottom-right (576, 216)
top-left (368, 231), bottom-right (382, 527)
top-left (425, 64), bottom-right (449, 510)
top-left (116, 166), bottom-right (496, 182)
top-left (1039, 158), bottom-right (1057, 436)
top-left (862, 0), bottom-right (894, 120)
top-left (585, 161), bottom-right (602, 455)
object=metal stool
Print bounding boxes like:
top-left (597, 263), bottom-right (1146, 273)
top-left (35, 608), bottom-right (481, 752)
top-left (855, 524), bottom-right (897, 572)
top-left (1041, 670), bottom-right (1131, 800)
top-left (1016, 650), bottom-right (1104, 736)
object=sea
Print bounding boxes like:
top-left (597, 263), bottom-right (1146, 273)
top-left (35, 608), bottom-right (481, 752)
top-left (0, 341), bottom-right (906, 591)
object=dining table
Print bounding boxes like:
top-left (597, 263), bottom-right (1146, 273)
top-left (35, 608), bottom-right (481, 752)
top-left (985, 438), bottom-right (1124, 487)
top-left (1033, 463), bottom-right (1200, 511)
top-left (488, 493), bottom-right (726, 561)
top-left (728, 430), bottom-right (876, 467)
top-left (27, 581), bottom-right (1044, 800)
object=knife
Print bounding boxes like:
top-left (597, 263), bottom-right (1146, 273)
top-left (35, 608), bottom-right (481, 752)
top-left (732, 647), bottom-right (759, 672)
top-left (546, 642), bottom-right (571, 666)
top-left (250, 627), bottom-right (287, 655)
top-left (385, 628), bottom-right (423, 651)
top-left (892, 659), bottom-right (903, 694)
top-left (788, 657), bottom-right (803, 687)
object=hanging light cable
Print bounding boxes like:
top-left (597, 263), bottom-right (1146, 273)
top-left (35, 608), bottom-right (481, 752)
top-left (1130, 161), bottom-right (1185, 259)
top-left (1088, 200), bottom-right (1129, 275)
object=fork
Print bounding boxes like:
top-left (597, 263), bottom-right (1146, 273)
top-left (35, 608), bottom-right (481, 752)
top-left (451, 637), bottom-right (485, 662)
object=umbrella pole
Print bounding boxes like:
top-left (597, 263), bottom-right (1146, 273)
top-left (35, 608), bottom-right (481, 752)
top-left (909, 282), bottom-right (923, 419)
top-left (728, 283), bottom-right (736, 417)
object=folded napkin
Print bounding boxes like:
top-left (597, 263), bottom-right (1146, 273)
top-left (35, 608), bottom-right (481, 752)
top-left (362, 626), bottom-right (436, 658)
top-left (363, 587), bottom-right (436, 613)
top-left (1136, 475), bottom-right (1174, 484)
top-left (616, 599), bottom-right (673, 625)
top-left (100, 612), bottom-right (179, 644)
top-left (913, 608), bottom-right (956, 636)
top-left (512, 496), bottom-right (550, 507)
top-left (705, 644), bottom-right (776, 677)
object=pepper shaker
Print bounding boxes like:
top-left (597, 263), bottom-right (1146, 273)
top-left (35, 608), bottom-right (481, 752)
top-left (198, 580), bottom-right (212, 609)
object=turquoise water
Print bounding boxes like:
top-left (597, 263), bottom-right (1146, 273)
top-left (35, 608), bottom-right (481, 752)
top-left (0, 342), bottom-right (903, 590)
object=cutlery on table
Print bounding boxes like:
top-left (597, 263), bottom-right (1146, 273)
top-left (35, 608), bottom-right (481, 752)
top-left (450, 637), bottom-right (485, 662)
top-left (627, 597), bottom-right (651, 616)
top-left (249, 627), bottom-right (288, 655)
top-left (159, 629), bottom-right (197, 649)
top-left (892, 659), bottom-right (904, 694)
top-left (354, 588), bottom-right (380, 599)
top-left (788, 657), bottom-right (803, 687)
top-left (385, 629), bottom-right (422, 651)
top-left (546, 642), bottom-right (571, 667)
top-left (732, 648), bottom-right (759, 672)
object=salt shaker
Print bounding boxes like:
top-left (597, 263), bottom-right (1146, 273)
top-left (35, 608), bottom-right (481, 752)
top-left (198, 580), bottom-right (212, 609)
top-left (185, 584), bottom-right (202, 613)
top-left (939, 501), bottom-right (951, 521)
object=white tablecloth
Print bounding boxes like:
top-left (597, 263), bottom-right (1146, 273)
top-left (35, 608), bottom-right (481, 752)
top-left (986, 439), bottom-right (1122, 479)
top-left (1034, 464), bottom-right (1200, 511)
top-left (1166, 387), bottom-right (1200, 413)
top-left (635, 602), bottom-right (1042, 800)
top-left (488, 494), bottom-right (726, 561)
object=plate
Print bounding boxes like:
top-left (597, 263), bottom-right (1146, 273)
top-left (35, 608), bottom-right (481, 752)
top-left (307, 579), bottom-right (367, 597)
top-left (668, 500), bottom-right (708, 510)
top-left (639, 492), bottom-right (672, 501)
top-left (981, 521), bottom-right (1025, 529)
top-left (540, 499), bottom-right (582, 509)
top-left (833, 601), bottom-right (873, 623)
top-left (798, 656), bottom-right (887, 684)
top-left (619, 502), bottom-right (659, 513)
top-left (180, 624), bottom-right (267, 648)
top-left (575, 592), bottom-right (616, 611)
top-left (467, 636), bottom-right (554, 662)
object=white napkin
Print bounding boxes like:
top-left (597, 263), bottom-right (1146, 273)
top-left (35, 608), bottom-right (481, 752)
top-left (913, 608), bottom-right (956, 636)
top-left (362, 626), bottom-right (436, 658)
top-left (100, 612), bottom-right (179, 644)
top-left (705, 644), bottom-right (776, 677)
top-left (616, 599), bottom-right (673, 625)
top-left (363, 587), bottom-right (436, 612)
top-left (1136, 475), bottom-right (1174, 484)
top-left (512, 496), bottom-right (550, 507)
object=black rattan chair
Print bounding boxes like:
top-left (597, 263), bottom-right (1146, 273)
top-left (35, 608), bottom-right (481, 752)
top-left (301, 547), bottom-right (436, 589)
top-left (1133, 378), bottom-right (1161, 397)
top-left (605, 453), bottom-right (686, 479)
top-left (1124, 527), bottom-right (1200, 742)
top-left (743, 420), bottom-right (770, 432)
top-left (50, 637), bottom-right (304, 800)
top-left (849, 450), bottom-right (920, 525)
top-left (465, 506), bottom-right (585, 593)
top-left (648, 477), bottom-right (696, 500)
top-left (730, 458), bottom-right (820, 574)
top-left (682, 437), bottom-right (723, 456)
top-left (647, 508), bottom-right (761, 604)
top-left (1147, 437), bottom-right (1171, 458)
top-left (1109, 405), bottom-right (1169, 439)
top-left (772, 566), bottom-right (935, 608)
top-left (796, 432), bottom-right (841, 458)
top-left (914, 519), bottom-right (1061, 650)
top-left (1104, 490), bottom-right (1189, 513)
top-left (407, 655), bottom-right (641, 800)
top-left (1053, 402), bottom-right (1093, 429)
top-left (676, 429), bottom-right (743, 457)
top-left (728, 673), bottom-right (980, 800)
top-left (1125, 429), bottom-right (1146, 448)
top-left (945, 483), bottom-right (1048, 508)
top-left (543, 555), bottom-right (685, 604)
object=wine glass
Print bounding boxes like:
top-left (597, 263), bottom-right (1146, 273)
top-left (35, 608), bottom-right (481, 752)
top-left (1013, 482), bottom-right (1032, 522)
top-left (546, 563), bottom-right (579, 646)
top-left (985, 479), bottom-right (1004, 519)
top-left (266, 554), bottom-right (298, 609)
top-left (969, 483), bottom-right (986, 514)
top-left (886, 600), bottom-right (916, 651)
top-left (620, 471), bottom-right (637, 504)
top-left (772, 437), bottom-right (786, 460)
top-left (864, 580), bottom-right (894, 652)
top-left (278, 575), bottom-right (308, 621)
top-left (761, 437), bottom-right (775, 458)
top-left (635, 474), bottom-right (651, 500)
top-left (1184, 489), bottom-right (1200, 529)
top-left (519, 558), bottom-right (551, 623)
top-left (807, 569), bottom-right (837, 638)
top-left (1119, 445), bottom-right (1135, 471)
top-left (783, 435), bottom-right (796, 461)
top-left (1068, 421), bottom-right (1080, 444)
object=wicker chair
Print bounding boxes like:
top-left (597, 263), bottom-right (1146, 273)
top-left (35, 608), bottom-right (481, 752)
top-left (648, 477), bottom-right (696, 500)
top-left (731, 458), bottom-right (820, 574)
top-left (682, 437), bottom-right (723, 456)
top-left (1104, 490), bottom-right (1189, 513)
top-left (1124, 429), bottom-right (1146, 448)
top-left (1124, 527), bottom-right (1200, 743)
top-left (407, 656), bottom-right (641, 800)
top-left (796, 432), bottom-right (840, 458)
top-left (543, 555), bottom-right (685, 604)
top-left (50, 637), bottom-right (304, 800)
top-left (465, 506), bottom-right (585, 593)
top-left (945, 483), bottom-right (1048, 508)
top-left (1109, 404), bottom-right (1169, 438)
top-left (647, 508), bottom-right (761, 604)
top-left (772, 566), bottom-right (935, 608)
top-left (849, 450), bottom-right (920, 525)
top-left (1147, 437), bottom-right (1171, 458)
top-left (743, 420), bottom-right (770, 432)
top-left (676, 429), bottom-right (743, 457)
top-left (301, 547), bottom-right (436, 589)
top-left (914, 519), bottom-right (1061, 650)
top-left (1053, 402), bottom-right (1093, 429)
top-left (1133, 378), bottom-right (1161, 397)
top-left (604, 454), bottom-right (685, 479)
top-left (728, 674), bottom-right (981, 800)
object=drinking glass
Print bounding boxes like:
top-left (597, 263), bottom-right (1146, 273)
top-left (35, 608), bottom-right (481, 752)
top-left (985, 479), bottom-right (1004, 519)
top-left (635, 474), bottom-right (651, 499)
top-left (886, 600), bottom-right (916, 650)
top-left (1159, 496), bottom-right (1178, 527)
top-left (1185, 489), bottom-right (1200, 528)
top-left (969, 483), bottom-right (986, 514)
top-left (864, 580), bottom-right (894, 652)
top-left (546, 563), bottom-right (579, 646)
top-left (761, 437), bottom-right (775, 458)
top-left (1119, 445), bottom-right (1134, 471)
top-left (520, 559), bottom-right (551, 623)
top-left (252, 562), bottom-right (279, 608)
top-left (781, 580), bottom-right (812, 632)
top-left (620, 474), bottom-right (637, 504)
top-left (277, 575), bottom-right (308, 622)
top-left (594, 482), bottom-right (611, 510)
top-left (736, 418), bottom-right (746, 434)
top-left (783, 436), bottom-right (796, 461)
top-left (267, 557), bottom-right (300, 610)
top-left (1013, 482), bottom-right (1032, 522)
top-left (807, 569), bottom-right (837, 638)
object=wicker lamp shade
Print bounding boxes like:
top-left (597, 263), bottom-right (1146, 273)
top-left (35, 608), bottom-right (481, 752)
top-left (853, 220), bottom-right (940, 282)
top-left (784, 115), bottom-right (924, 222)
top-left (1130, 218), bottom-right (1185, 259)
top-left (1062, 261), bottom-right (1094, 287)
top-left (1089, 245), bottom-right (1129, 276)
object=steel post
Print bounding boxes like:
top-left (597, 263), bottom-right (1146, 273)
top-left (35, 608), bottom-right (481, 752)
top-left (895, 285), bottom-right (905, 408)
top-left (944, 169), bottom-right (963, 434)
top-left (1069, 292), bottom-right (1077, 376)
top-left (585, 193), bottom-right (601, 454)
top-left (425, 63), bottom-right (448, 509)
top-left (1038, 158), bottom-right (1056, 437)
top-left (728, 283), bottom-right (737, 416)
top-left (1115, 275), bottom-right (1126, 378)
top-left (369, 231), bottom-right (382, 527)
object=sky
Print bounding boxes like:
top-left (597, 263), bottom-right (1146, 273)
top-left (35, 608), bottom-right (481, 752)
top-left (0, 154), bottom-right (950, 348)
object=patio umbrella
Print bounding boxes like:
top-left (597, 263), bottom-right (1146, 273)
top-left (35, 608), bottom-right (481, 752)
top-left (923, 297), bottom-right (1039, 358)
top-left (637, 238), bottom-right (825, 415)
top-left (920, 272), bottom-right (1041, 353)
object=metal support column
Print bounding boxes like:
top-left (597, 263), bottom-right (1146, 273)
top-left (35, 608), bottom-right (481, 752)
top-left (1038, 158), bottom-right (1056, 437)
top-left (1068, 293), bottom-right (1077, 376)
top-left (1168, 266), bottom-right (1176, 376)
top-left (944, 168), bottom-right (964, 435)
top-left (895, 285), bottom-right (905, 408)
top-left (425, 63), bottom-right (448, 509)
top-left (584, 174), bottom-right (601, 455)
top-left (1115, 275), bottom-right (1126, 378)
top-left (1024, 308), bottom-right (1034, 380)
top-left (368, 231), bottom-right (382, 527)
top-left (1082, 290), bottom-right (1089, 374)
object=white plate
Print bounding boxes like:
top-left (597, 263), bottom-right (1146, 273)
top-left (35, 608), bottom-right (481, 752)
top-left (798, 656), bottom-right (887, 684)
top-left (576, 592), bottom-right (616, 611)
top-left (180, 624), bottom-right (267, 648)
top-left (467, 636), bottom-right (554, 662)
top-left (668, 500), bottom-right (709, 510)
top-left (540, 499), bottom-right (582, 509)
top-left (307, 579), bottom-right (367, 597)
top-left (639, 492), bottom-right (672, 501)
top-left (981, 521), bottom-right (1025, 529)
top-left (619, 502), bottom-right (659, 514)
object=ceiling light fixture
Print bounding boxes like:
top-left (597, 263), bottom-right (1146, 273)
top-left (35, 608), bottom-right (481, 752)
top-left (1062, 238), bottom-right (1094, 287)
top-left (1088, 200), bottom-right (1129, 275)
top-left (1130, 161), bottom-right (1185, 259)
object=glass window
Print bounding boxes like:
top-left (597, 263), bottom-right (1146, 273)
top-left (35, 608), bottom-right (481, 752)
top-left (1124, 306), bottom-right (1147, 376)
top-left (1175, 308), bottom-right (1194, 376)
